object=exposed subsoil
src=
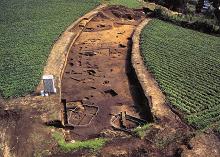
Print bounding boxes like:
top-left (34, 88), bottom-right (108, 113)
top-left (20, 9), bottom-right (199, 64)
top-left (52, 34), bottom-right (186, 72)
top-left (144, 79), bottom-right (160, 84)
top-left (0, 95), bottom-right (60, 157)
top-left (61, 6), bottom-right (153, 140)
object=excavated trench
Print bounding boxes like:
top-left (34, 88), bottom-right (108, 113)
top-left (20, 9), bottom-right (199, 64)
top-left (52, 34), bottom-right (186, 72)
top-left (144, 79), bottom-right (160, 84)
top-left (61, 6), bottom-right (153, 140)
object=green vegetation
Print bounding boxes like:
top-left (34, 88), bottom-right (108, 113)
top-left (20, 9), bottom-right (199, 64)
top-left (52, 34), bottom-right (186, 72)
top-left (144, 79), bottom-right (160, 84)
top-left (103, 0), bottom-right (143, 8)
top-left (0, 0), bottom-right (142, 98)
top-left (133, 124), bottom-right (152, 139)
top-left (52, 131), bottom-right (107, 152)
top-left (151, 6), bottom-right (220, 35)
top-left (0, 0), bottom-right (99, 98)
top-left (141, 20), bottom-right (220, 131)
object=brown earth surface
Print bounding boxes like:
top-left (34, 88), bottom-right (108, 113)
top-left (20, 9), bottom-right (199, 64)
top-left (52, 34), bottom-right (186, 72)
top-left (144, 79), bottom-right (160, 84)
top-left (0, 5), bottom-right (220, 157)
top-left (61, 6), bottom-right (153, 140)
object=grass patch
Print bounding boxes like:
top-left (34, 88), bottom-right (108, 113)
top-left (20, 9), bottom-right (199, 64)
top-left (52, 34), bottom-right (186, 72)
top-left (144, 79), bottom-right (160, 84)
top-left (141, 19), bottom-right (220, 131)
top-left (0, 0), bottom-right (100, 98)
top-left (52, 131), bottom-right (107, 152)
top-left (133, 124), bottom-right (152, 139)
top-left (102, 0), bottom-right (143, 8)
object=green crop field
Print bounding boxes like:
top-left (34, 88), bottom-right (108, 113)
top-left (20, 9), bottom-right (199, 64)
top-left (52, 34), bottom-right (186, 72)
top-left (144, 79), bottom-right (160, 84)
top-left (141, 20), bottom-right (220, 132)
top-left (103, 0), bottom-right (142, 8)
top-left (0, 0), bottom-right (100, 98)
top-left (0, 0), bottom-right (142, 98)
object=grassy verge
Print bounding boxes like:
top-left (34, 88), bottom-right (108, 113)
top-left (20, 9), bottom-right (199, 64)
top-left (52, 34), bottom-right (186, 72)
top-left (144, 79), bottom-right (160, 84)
top-left (141, 19), bottom-right (220, 132)
top-left (52, 131), bottom-right (107, 152)
top-left (0, 0), bottom-right (100, 98)
top-left (102, 0), bottom-right (143, 8)
top-left (133, 124), bottom-right (152, 139)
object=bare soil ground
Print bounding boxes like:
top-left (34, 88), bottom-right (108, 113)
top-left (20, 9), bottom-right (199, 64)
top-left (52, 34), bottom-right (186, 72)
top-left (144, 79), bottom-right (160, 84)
top-left (61, 6), bottom-right (152, 140)
top-left (0, 95), bottom-right (60, 157)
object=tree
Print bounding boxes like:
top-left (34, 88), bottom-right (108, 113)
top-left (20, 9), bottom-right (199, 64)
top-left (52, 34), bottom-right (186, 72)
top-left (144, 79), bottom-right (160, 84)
top-left (209, 0), bottom-right (220, 21)
top-left (147, 0), bottom-right (188, 12)
top-left (209, 0), bottom-right (220, 8)
top-left (196, 0), bottom-right (204, 13)
top-left (164, 0), bottom-right (188, 11)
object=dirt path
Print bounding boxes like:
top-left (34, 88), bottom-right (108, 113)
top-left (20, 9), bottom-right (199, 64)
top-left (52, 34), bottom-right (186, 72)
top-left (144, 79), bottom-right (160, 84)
top-left (61, 6), bottom-right (153, 140)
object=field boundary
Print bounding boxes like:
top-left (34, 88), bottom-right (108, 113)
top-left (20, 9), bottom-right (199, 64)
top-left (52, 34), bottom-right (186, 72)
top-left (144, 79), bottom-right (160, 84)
top-left (131, 19), bottom-right (183, 120)
top-left (36, 4), bottom-right (107, 99)
top-left (132, 19), bottom-right (167, 118)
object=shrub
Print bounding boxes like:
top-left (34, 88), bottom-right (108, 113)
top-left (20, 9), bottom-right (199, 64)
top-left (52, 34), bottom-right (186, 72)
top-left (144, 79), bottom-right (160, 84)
top-left (150, 7), bottom-right (220, 35)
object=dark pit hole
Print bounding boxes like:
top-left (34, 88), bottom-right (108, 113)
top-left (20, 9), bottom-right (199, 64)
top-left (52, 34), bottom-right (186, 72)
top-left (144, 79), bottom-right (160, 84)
top-left (119, 44), bottom-right (126, 48)
top-left (69, 63), bottom-right (74, 66)
top-left (78, 61), bottom-right (82, 66)
top-left (103, 80), bottom-right (109, 84)
top-left (127, 37), bottom-right (132, 40)
top-left (70, 58), bottom-right (73, 61)
top-left (100, 24), bottom-right (105, 28)
top-left (86, 27), bottom-right (93, 30)
top-left (116, 36), bottom-right (118, 38)
top-left (174, 148), bottom-right (183, 157)
top-left (187, 143), bottom-right (193, 150)
top-left (84, 51), bottom-right (96, 56)
top-left (110, 69), bottom-right (113, 72)
top-left (104, 89), bottom-right (118, 97)
top-left (90, 95), bottom-right (94, 98)
top-left (143, 7), bottom-right (152, 14)
top-left (79, 24), bottom-right (84, 27)
top-left (84, 97), bottom-right (89, 100)
top-left (91, 87), bottom-right (96, 89)
top-left (65, 71), bottom-right (70, 74)
top-left (87, 69), bottom-right (96, 76)
top-left (125, 14), bottom-right (133, 20)
top-left (45, 120), bottom-right (63, 128)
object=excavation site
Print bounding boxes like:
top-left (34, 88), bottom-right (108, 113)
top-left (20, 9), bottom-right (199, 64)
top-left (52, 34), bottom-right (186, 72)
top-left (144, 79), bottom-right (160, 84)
top-left (1, 3), bottom-right (220, 157)
top-left (61, 6), bottom-right (153, 140)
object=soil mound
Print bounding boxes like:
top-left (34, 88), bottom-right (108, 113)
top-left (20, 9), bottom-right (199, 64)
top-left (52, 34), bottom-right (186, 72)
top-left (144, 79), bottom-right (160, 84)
top-left (102, 5), bottom-right (145, 21)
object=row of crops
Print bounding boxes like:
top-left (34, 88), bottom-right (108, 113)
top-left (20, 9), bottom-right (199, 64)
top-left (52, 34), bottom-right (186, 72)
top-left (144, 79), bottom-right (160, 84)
top-left (140, 20), bottom-right (220, 132)
top-left (104, 0), bottom-right (142, 8)
top-left (0, 0), bottom-right (100, 98)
